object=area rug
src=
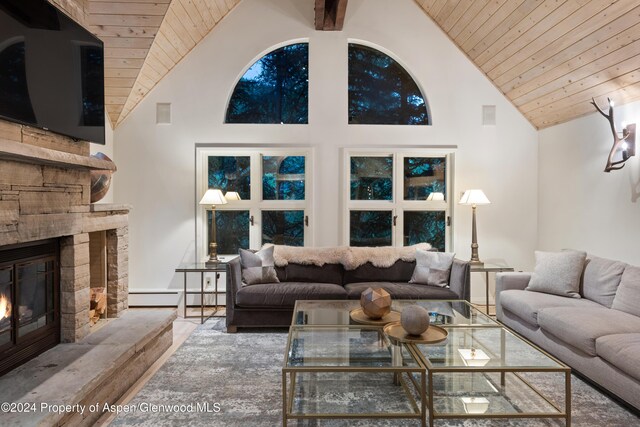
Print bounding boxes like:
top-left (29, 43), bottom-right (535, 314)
top-left (111, 319), bottom-right (639, 426)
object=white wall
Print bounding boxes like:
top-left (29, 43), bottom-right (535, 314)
top-left (538, 100), bottom-right (640, 264)
top-left (113, 0), bottom-right (538, 302)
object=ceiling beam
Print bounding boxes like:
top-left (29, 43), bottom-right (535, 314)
top-left (315, 0), bottom-right (348, 31)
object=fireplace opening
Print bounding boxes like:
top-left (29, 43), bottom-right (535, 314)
top-left (0, 239), bottom-right (60, 376)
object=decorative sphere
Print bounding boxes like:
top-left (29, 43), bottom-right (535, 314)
top-left (401, 305), bottom-right (430, 336)
top-left (90, 152), bottom-right (115, 203)
top-left (360, 287), bottom-right (391, 319)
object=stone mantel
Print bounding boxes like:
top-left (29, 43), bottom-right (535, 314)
top-left (90, 204), bottom-right (132, 213)
top-left (0, 138), bottom-right (116, 171)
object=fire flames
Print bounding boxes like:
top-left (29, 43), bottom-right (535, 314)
top-left (0, 295), bottom-right (11, 320)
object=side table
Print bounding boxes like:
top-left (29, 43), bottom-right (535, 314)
top-left (175, 261), bottom-right (228, 324)
top-left (470, 263), bottom-right (514, 315)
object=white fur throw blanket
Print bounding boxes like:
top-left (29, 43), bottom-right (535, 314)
top-left (268, 243), bottom-right (431, 270)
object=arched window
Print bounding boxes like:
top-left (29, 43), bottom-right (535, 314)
top-left (348, 43), bottom-right (430, 125)
top-left (225, 43), bottom-right (308, 124)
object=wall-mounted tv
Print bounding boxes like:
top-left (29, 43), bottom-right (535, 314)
top-left (0, 0), bottom-right (105, 144)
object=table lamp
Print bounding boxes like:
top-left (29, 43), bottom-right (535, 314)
top-left (459, 189), bottom-right (490, 266)
top-left (224, 191), bottom-right (241, 201)
top-left (199, 189), bottom-right (227, 263)
top-left (426, 192), bottom-right (445, 201)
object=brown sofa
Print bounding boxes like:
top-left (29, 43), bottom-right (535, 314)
top-left (226, 255), bottom-right (470, 332)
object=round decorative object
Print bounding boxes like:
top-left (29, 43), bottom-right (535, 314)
top-left (401, 305), bottom-right (430, 336)
top-left (90, 152), bottom-right (115, 203)
top-left (360, 287), bottom-right (391, 320)
top-left (350, 308), bottom-right (400, 325)
top-left (383, 322), bottom-right (448, 344)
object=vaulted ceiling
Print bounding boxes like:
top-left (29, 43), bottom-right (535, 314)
top-left (416, 0), bottom-right (640, 129)
top-left (54, 0), bottom-right (640, 130)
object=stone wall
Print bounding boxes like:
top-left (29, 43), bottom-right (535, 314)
top-left (0, 122), bottom-right (91, 247)
top-left (107, 226), bottom-right (129, 317)
top-left (60, 234), bottom-right (91, 342)
top-left (0, 118), bottom-right (128, 343)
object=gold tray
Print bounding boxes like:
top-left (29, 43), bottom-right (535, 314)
top-left (383, 322), bottom-right (448, 344)
top-left (350, 308), bottom-right (401, 325)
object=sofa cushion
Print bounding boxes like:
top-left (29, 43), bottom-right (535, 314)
top-left (239, 246), bottom-right (279, 286)
top-left (344, 282), bottom-right (458, 300)
top-left (235, 282), bottom-right (347, 308)
top-left (537, 307), bottom-right (640, 356)
top-left (611, 265), bottom-right (640, 317)
top-left (596, 333), bottom-right (640, 382)
top-left (284, 263), bottom-right (343, 285)
top-left (343, 260), bottom-right (416, 284)
top-left (409, 250), bottom-right (455, 287)
top-left (499, 290), bottom-right (600, 326)
top-left (582, 255), bottom-right (626, 307)
top-left (526, 250), bottom-right (586, 298)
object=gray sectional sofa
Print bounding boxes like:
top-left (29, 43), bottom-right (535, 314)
top-left (226, 256), bottom-right (470, 332)
top-left (496, 255), bottom-right (640, 410)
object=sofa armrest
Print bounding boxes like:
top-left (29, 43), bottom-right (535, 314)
top-left (225, 257), bottom-right (243, 330)
top-left (495, 272), bottom-right (531, 293)
top-left (495, 272), bottom-right (531, 320)
top-left (449, 259), bottom-right (470, 302)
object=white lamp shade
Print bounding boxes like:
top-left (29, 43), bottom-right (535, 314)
top-left (426, 192), bottom-right (445, 201)
top-left (224, 191), bottom-right (242, 201)
top-left (199, 189), bottom-right (228, 206)
top-left (459, 189), bottom-right (490, 205)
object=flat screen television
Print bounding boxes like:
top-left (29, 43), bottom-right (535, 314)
top-left (0, 0), bottom-right (105, 144)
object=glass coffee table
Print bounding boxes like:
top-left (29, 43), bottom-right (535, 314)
top-left (284, 300), bottom-right (571, 426)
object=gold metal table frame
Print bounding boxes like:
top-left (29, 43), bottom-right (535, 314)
top-left (175, 261), bottom-right (228, 324)
top-left (282, 325), bottom-right (428, 426)
top-left (282, 300), bottom-right (571, 427)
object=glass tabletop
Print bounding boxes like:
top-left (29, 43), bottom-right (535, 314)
top-left (292, 300), bottom-right (496, 327)
top-left (285, 326), bottom-right (420, 369)
top-left (175, 261), bottom-right (228, 272)
top-left (415, 326), bottom-right (565, 370)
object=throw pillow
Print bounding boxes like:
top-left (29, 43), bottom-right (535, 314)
top-left (611, 265), bottom-right (640, 317)
top-left (409, 249), bottom-right (455, 287)
top-left (239, 246), bottom-right (279, 286)
top-left (526, 250), bottom-right (586, 298)
top-left (582, 255), bottom-right (626, 307)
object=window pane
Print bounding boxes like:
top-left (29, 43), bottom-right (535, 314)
top-left (404, 211), bottom-right (446, 252)
top-left (404, 157), bottom-right (446, 200)
top-left (350, 211), bottom-right (392, 247)
top-left (226, 43), bottom-right (308, 124)
top-left (348, 44), bottom-right (429, 125)
top-left (350, 156), bottom-right (393, 200)
top-left (263, 210), bottom-right (304, 246)
top-left (208, 156), bottom-right (250, 200)
top-left (263, 156), bottom-right (305, 200)
top-left (209, 210), bottom-right (250, 254)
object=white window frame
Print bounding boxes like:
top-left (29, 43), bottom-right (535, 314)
top-left (196, 146), bottom-right (313, 259)
top-left (342, 148), bottom-right (454, 251)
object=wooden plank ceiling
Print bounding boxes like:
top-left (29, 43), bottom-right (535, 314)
top-left (86, 0), bottom-right (239, 127)
top-left (416, 0), bottom-right (640, 129)
top-left (67, 0), bottom-right (640, 129)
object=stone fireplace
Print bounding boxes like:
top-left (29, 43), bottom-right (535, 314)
top-left (0, 119), bottom-right (129, 372)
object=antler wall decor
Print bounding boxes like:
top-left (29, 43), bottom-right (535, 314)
top-left (591, 97), bottom-right (636, 172)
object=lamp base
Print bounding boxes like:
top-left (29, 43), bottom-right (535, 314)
top-left (205, 259), bottom-right (221, 267)
top-left (469, 259), bottom-right (484, 267)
